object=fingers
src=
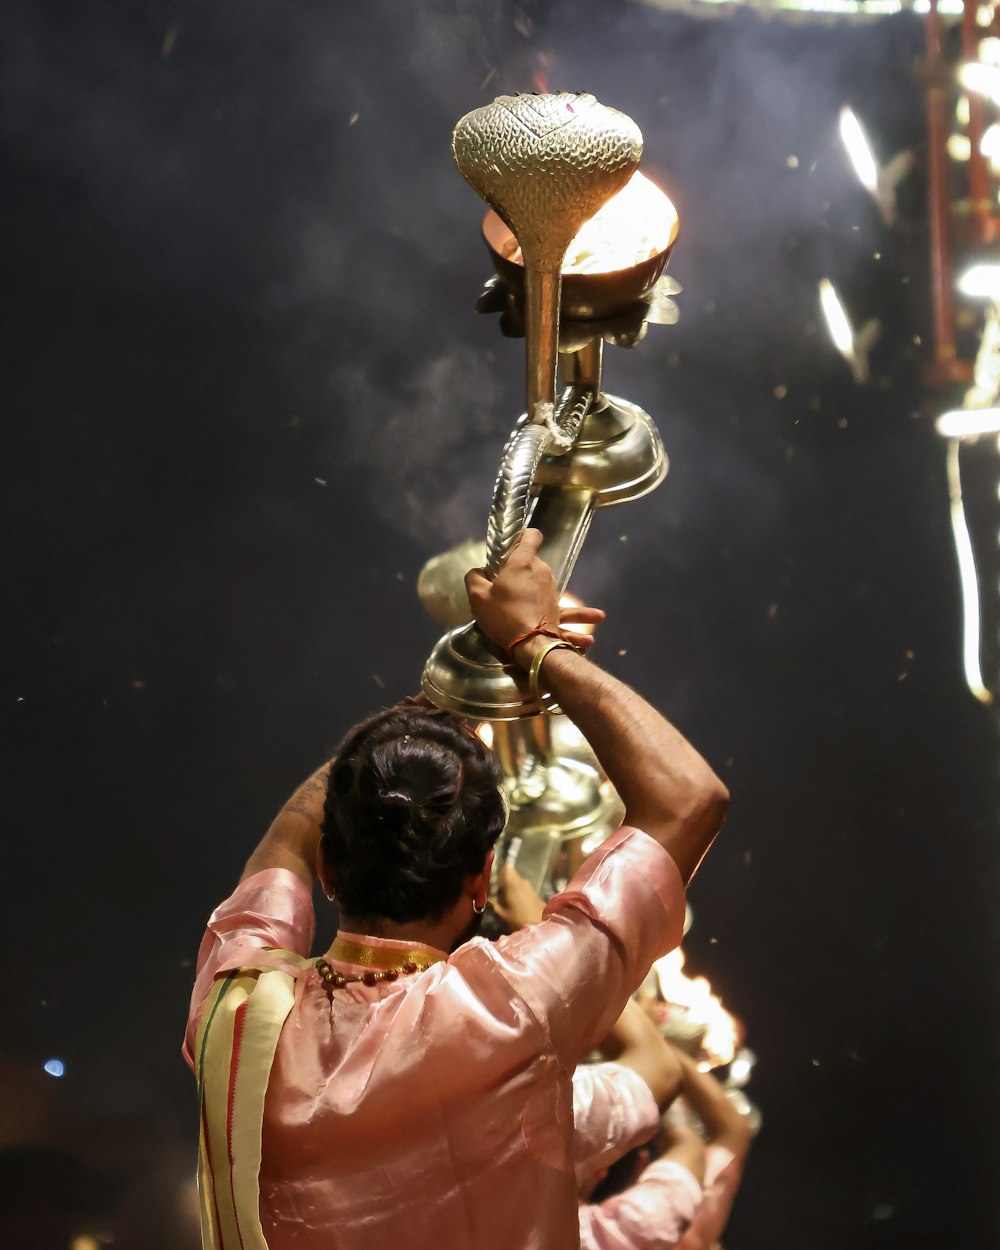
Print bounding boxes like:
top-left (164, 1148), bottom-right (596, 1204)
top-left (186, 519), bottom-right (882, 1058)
top-left (508, 528), bottom-right (544, 562)
top-left (559, 605), bottom-right (605, 624)
top-left (464, 567), bottom-right (491, 599)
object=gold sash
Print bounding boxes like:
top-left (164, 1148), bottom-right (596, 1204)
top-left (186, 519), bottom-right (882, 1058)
top-left (194, 961), bottom-right (299, 1250)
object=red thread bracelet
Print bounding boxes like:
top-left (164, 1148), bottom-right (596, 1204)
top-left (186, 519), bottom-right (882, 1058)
top-left (506, 621), bottom-right (564, 659)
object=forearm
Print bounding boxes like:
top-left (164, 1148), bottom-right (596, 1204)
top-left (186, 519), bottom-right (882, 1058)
top-left (514, 639), bottom-right (729, 882)
top-left (598, 998), bottom-right (683, 1110)
top-left (240, 761), bottom-right (333, 888)
top-left (675, 1051), bottom-right (752, 1154)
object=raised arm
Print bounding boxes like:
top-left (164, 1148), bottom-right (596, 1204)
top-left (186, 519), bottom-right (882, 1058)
top-left (670, 1048), bottom-right (753, 1156)
top-left (597, 997), bottom-right (683, 1111)
top-left (466, 531), bottom-right (729, 883)
top-left (239, 761), bottom-right (333, 888)
top-left (495, 863), bottom-right (682, 1108)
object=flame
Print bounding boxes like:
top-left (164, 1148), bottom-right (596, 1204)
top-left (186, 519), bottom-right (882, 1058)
top-left (562, 172), bottom-right (677, 274)
top-left (475, 722), bottom-right (495, 749)
top-left (504, 171), bottom-right (677, 275)
top-left (532, 54), bottom-right (553, 95)
top-left (652, 947), bottom-right (738, 1070)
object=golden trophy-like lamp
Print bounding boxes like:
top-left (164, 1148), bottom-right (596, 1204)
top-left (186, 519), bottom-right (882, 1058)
top-left (422, 91), bottom-right (679, 721)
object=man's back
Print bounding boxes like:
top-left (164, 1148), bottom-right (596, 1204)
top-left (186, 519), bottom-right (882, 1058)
top-left (187, 826), bottom-right (686, 1250)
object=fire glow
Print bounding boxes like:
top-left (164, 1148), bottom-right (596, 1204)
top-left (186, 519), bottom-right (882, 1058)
top-left (504, 171), bottom-right (678, 275)
top-left (653, 947), bottom-right (739, 1071)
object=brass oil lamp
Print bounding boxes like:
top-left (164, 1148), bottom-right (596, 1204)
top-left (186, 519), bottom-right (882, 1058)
top-left (420, 92), bottom-right (681, 895)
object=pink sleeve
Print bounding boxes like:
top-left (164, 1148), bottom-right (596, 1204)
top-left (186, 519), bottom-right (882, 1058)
top-left (674, 1146), bottom-right (743, 1250)
top-left (464, 827), bottom-right (685, 1067)
top-left (182, 868), bottom-right (315, 1066)
top-left (578, 1160), bottom-right (703, 1250)
top-left (572, 1062), bottom-right (659, 1192)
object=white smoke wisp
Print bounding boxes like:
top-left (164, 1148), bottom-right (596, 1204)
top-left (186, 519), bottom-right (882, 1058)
top-left (332, 345), bottom-right (511, 549)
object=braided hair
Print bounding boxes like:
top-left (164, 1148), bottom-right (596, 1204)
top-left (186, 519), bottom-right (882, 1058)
top-left (321, 706), bottom-right (506, 924)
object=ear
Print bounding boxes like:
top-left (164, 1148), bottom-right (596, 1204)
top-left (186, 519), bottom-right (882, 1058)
top-left (316, 845), bottom-right (336, 899)
top-left (467, 848), bottom-right (495, 908)
top-left (472, 850), bottom-right (495, 910)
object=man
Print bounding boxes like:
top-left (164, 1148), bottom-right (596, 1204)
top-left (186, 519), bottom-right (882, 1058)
top-left (184, 530), bottom-right (728, 1250)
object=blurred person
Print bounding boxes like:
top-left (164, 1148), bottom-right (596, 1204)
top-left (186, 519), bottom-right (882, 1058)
top-left (183, 530), bottom-right (729, 1250)
top-left (497, 867), bottom-right (750, 1250)
top-left (578, 1048), bottom-right (753, 1250)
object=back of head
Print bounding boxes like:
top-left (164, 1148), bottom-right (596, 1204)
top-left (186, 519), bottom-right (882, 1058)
top-left (322, 705), bottom-right (506, 924)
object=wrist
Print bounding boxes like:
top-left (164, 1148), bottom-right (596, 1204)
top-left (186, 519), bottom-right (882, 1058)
top-left (509, 633), bottom-right (549, 671)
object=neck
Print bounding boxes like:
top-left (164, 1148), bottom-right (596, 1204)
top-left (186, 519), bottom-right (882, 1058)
top-left (336, 912), bottom-right (455, 955)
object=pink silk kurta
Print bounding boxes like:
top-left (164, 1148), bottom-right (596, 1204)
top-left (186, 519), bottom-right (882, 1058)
top-left (578, 1144), bottom-right (743, 1250)
top-left (571, 1062), bottom-right (659, 1192)
top-left (674, 1145), bottom-right (744, 1250)
top-left (184, 826), bottom-right (685, 1250)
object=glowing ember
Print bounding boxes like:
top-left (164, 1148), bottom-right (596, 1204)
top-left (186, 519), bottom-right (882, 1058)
top-left (652, 947), bottom-right (738, 1071)
top-left (504, 171), bottom-right (677, 275)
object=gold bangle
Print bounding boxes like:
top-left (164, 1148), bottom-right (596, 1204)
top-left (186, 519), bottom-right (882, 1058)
top-left (528, 638), bottom-right (575, 702)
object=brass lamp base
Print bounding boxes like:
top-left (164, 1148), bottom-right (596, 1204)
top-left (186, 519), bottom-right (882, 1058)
top-left (421, 622), bottom-right (558, 720)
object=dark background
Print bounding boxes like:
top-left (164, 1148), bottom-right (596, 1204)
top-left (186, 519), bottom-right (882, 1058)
top-left (3, 1), bottom-right (998, 1247)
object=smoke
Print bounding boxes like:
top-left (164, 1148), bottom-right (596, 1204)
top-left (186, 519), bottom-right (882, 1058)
top-left (328, 344), bottom-right (512, 547)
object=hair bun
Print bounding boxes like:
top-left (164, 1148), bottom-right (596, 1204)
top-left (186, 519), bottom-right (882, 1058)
top-left (377, 788), bottom-right (411, 832)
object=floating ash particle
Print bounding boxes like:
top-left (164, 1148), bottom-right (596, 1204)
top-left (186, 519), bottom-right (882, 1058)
top-left (786, 155), bottom-right (799, 168)
top-left (131, 680), bottom-right (145, 690)
top-left (314, 477), bottom-right (327, 486)
top-left (162, 28), bottom-right (178, 58)
top-left (767, 604), bottom-right (778, 617)
top-left (618, 649), bottom-right (627, 657)
top-left (774, 385), bottom-right (788, 399)
top-left (372, 674), bottom-right (385, 689)
top-left (349, 113), bottom-right (359, 126)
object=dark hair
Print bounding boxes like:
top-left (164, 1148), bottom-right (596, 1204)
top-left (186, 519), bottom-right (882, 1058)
top-left (321, 705), bottom-right (506, 924)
